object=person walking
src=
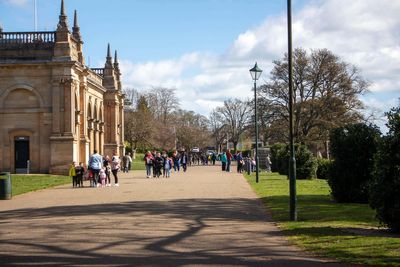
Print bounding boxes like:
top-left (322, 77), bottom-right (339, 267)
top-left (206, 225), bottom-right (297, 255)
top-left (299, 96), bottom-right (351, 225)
top-left (164, 156), bottom-right (173, 178)
top-left (161, 151), bottom-right (168, 177)
top-left (75, 162), bottom-right (85, 187)
top-left (111, 151), bottom-right (120, 186)
top-left (236, 151), bottom-right (244, 173)
top-left (88, 150), bottom-right (103, 187)
top-left (153, 152), bottom-right (164, 178)
top-left (122, 152), bottom-right (132, 173)
top-left (266, 154), bottom-right (272, 173)
top-left (128, 152), bottom-right (133, 171)
top-left (181, 151), bottom-right (188, 172)
top-left (221, 151), bottom-right (227, 171)
top-left (226, 149), bottom-right (233, 172)
top-left (103, 155), bottom-right (112, 186)
top-left (172, 151), bottom-right (180, 172)
top-left (69, 162), bottom-right (77, 188)
top-left (144, 151), bottom-right (154, 178)
top-left (211, 153), bottom-right (216, 165)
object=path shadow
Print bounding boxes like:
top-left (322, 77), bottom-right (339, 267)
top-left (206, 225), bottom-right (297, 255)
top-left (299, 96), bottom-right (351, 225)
top-left (0, 198), bottom-right (350, 266)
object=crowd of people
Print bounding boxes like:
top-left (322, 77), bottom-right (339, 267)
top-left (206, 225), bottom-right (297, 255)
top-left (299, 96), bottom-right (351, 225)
top-left (217, 149), bottom-right (272, 173)
top-left (68, 148), bottom-right (272, 188)
top-left (68, 150), bottom-right (133, 188)
top-left (143, 150), bottom-right (189, 178)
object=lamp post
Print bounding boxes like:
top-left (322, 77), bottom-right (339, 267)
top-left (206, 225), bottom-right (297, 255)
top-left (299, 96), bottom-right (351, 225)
top-left (287, 0), bottom-right (297, 221)
top-left (249, 62), bottom-right (262, 183)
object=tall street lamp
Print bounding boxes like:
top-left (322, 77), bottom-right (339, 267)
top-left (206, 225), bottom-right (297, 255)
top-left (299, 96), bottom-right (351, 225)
top-left (249, 62), bottom-right (262, 183)
top-left (287, 0), bottom-right (297, 221)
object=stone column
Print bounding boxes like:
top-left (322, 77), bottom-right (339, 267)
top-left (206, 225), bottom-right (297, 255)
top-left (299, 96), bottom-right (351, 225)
top-left (79, 82), bottom-right (89, 164)
top-left (94, 120), bottom-right (99, 152)
top-left (119, 100), bottom-right (124, 155)
top-left (64, 79), bottom-right (73, 136)
top-left (88, 118), bottom-right (94, 154)
top-left (51, 79), bottom-right (62, 136)
top-left (99, 122), bottom-right (105, 155)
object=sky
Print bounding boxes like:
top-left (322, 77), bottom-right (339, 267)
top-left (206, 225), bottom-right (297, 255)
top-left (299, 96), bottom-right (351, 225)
top-left (1, 0), bottom-right (399, 132)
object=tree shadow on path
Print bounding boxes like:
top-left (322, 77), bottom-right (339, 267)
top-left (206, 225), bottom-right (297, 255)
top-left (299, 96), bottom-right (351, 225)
top-left (0, 198), bottom-right (351, 266)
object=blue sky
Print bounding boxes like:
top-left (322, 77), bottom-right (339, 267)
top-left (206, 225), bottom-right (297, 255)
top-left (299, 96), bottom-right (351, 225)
top-left (0, 0), bottom-right (294, 63)
top-left (1, 0), bottom-right (399, 131)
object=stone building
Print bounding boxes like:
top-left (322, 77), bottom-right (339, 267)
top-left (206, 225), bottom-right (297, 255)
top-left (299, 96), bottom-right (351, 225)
top-left (0, 0), bottom-right (125, 174)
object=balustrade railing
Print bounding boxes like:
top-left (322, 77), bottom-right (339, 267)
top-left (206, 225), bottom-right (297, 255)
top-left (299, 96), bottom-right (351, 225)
top-left (0, 31), bottom-right (56, 44)
top-left (91, 68), bottom-right (104, 76)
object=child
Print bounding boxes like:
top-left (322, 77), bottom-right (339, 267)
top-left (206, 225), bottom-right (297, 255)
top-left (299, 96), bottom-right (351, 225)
top-left (164, 156), bottom-right (173, 178)
top-left (75, 162), bottom-right (85, 187)
top-left (69, 162), bottom-right (77, 188)
top-left (88, 169), bottom-right (95, 187)
top-left (99, 168), bottom-right (107, 188)
top-left (103, 156), bottom-right (112, 186)
top-left (105, 163), bottom-right (111, 187)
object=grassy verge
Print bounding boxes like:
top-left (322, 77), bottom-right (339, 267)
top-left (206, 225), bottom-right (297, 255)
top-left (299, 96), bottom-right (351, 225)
top-left (131, 153), bottom-right (146, 170)
top-left (11, 174), bottom-right (70, 196)
top-left (244, 172), bottom-right (400, 266)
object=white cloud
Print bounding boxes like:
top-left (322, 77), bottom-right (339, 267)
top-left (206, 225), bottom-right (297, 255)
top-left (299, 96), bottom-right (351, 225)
top-left (4, 0), bottom-right (29, 7)
top-left (120, 0), bottom-right (400, 119)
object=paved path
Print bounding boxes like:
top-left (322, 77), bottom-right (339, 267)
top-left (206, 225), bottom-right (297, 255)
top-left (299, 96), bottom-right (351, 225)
top-left (0, 165), bottom-right (350, 266)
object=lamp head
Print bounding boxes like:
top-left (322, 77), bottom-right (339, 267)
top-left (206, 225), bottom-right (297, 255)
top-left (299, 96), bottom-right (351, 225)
top-left (249, 62), bottom-right (262, 81)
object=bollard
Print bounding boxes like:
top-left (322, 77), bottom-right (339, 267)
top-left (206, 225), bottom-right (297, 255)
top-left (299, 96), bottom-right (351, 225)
top-left (246, 158), bottom-right (250, 175)
top-left (0, 172), bottom-right (12, 200)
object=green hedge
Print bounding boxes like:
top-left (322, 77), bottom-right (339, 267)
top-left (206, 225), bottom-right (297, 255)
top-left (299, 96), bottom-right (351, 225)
top-left (316, 158), bottom-right (331, 180)
top-left (270, 143), bottom-right (286, 174)
top-left (328, 123), bottom-right (381, 203)
top-left (270, 143), bottom-right (317, 179)
top-left (370, 106), bottom-right (400, 233)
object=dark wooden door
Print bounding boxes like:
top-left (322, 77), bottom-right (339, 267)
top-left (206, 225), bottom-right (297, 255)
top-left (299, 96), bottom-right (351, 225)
top-left (15, 140), bottom-right (29, 169)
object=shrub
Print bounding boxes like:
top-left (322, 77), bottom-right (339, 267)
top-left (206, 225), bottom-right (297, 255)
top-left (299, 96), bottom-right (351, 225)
top-left (292, 144), bottom-right (317, 179)
top-left (270, 143), bottom-right (317, 179)
top-left (328, 123), bottom-right (381, 203)
top-left (370, 105), bottom-right (400, 233)
top-left (316, 158), bottom-right (331, 180)
top-left (270, 143), bottom-right (286, 173)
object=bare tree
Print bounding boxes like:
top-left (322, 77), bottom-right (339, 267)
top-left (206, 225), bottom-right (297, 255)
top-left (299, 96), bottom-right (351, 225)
top-left (209, 110), bottom-right (228, 152)
top-left (216, 99), bottom-right (252, 151)
top-left (123, 88), bottom-right (140, 111)
top-left (259, 48), bottom-right (368, 148)
top-left (124, 95), bottom-right (154, 150)
top-left (146, 87), bottom-right (179, 125)
top-left (174, 109), bottom-right (211, 151)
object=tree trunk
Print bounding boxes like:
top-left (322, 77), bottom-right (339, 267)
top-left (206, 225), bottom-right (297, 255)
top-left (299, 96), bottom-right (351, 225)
top-left (233, 141), bottom-right (238, 152)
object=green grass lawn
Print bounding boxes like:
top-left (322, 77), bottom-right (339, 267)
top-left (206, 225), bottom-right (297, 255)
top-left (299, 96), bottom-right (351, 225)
top-left (11, 174), bottom-right (70, 196)
top-left (245, 172), bottom-right (400, 267)
top-left (131, 153), bottom-right (146, 170)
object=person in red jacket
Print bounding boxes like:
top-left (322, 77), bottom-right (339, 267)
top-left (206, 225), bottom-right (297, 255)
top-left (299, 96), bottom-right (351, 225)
top-left (226, 149), bottom-right (233, 172)
top-left (144, 151), bottom-right (154, 178)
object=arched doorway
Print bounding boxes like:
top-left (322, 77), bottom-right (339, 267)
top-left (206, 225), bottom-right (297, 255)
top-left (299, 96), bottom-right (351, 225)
top-left (14, 136), bottom-right (30, 173)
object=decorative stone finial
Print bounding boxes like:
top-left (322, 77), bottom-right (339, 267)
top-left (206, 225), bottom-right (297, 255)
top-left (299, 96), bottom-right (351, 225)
top-left (61, 0), bottom-right (65, 16)
top-left (107, 43), bottom-right (111, 58)
top-left (114, 50), bottom-right (120, 70)
top-left (72, 10), bottom-right (81, 40)
top-left (105, 43), bottom-right (113, 68)
top-left (57, 0), bottom-right (69, 30)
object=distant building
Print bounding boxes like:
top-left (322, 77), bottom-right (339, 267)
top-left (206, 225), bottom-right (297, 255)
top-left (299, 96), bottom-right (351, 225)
top-left (0, 0), bottom-right (125, 174)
